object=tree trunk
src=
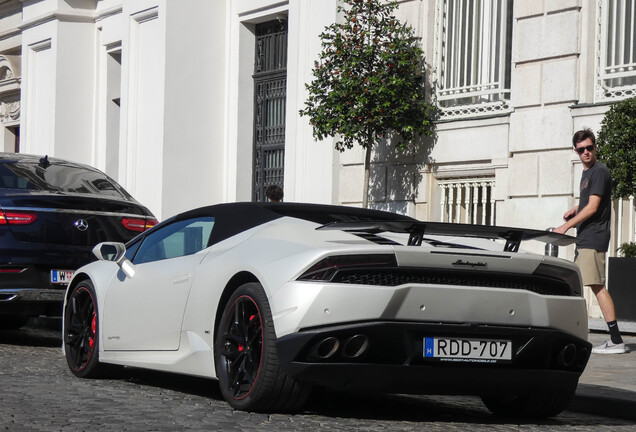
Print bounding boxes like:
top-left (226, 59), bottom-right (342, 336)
top-left (362, 144), bottom-right (372, 208)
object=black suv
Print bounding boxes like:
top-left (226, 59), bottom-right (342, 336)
top-left (0, 153), bottom-right (156, 328)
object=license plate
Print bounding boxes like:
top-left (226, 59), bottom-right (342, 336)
top-left (424, 337), bottom-right (512, 363)
top-left (51, 270), bottom-right (75, 284)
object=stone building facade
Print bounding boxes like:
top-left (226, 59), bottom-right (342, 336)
top-left (0, 1), bottom-right (634, 279)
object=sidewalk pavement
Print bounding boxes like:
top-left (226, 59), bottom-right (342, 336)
top-left (568, 325), bottom-right (636, 421)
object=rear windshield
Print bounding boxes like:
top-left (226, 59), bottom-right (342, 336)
top-left (0, 161), bottom-right (132, 199)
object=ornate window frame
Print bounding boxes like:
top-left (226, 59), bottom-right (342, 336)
top-left (434, 0), bottom-right (513, 120)
top-left (595, 0), bottom-right (636, 101)
top-left (252, 19), bottom-right (288, 202)
top-left (0, 55), bottom-right (21, 127)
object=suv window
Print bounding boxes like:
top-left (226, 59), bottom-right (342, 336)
top-left (132, 217), bottom-right (215, 264)
top-left (0, 161), bottom-right (131, 199)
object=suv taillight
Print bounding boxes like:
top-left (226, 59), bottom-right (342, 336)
top-left (122, 217), bottom-right (158, 232)
top-left (0, 211), bottom-right (38, 225)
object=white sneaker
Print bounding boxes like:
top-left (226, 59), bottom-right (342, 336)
top-left (592, 340), bottom-right (626, 354)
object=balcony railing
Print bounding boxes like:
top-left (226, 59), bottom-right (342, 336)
top-left (439, 178), bottom-right (495, 225)
top-left (596, 0), bottom-right (636, 100)
top-left (435, 0), bottom-right (512, 119)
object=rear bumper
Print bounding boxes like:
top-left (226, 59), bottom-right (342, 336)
top-left (0, 288), bottom-right (66, 317)
top-left (276, 321), bottom-right (591, 395)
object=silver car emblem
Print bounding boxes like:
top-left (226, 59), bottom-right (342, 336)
top-left (74, 219), bottom-right (89, 231)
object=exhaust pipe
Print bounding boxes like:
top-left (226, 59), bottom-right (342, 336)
top-left (342, 334), bottom-right (369, 358)
top-left (557, 343), bottom-right (577, 367)
top-left (314, 337), bottom-right (340, 359)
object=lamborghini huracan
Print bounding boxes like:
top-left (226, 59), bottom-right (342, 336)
top-left (62, 202), bottom-right (590, 418)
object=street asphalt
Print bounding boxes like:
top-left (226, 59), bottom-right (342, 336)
top-left (22, 317), bottom-right (636, 422)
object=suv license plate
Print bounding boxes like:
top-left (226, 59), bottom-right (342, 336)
top-left (51, 270), bottom-right (75, 284)
top-left (424, 337), bottom-right (512, 363)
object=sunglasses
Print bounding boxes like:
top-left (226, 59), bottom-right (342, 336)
top-left (575, 144), bottom-right (595, 154)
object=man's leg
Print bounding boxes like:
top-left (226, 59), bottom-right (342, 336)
top-left (576, 249), bottom-right (625, 353)
top-left (591, 284), bottom-right (624, 348)
top-left (591, 284), bottom-right (617, 322)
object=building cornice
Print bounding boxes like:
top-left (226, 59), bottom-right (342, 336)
top-left (95, 5), bottom-right (122, 23)
top-left (19, 9), bottom-right (96, 31)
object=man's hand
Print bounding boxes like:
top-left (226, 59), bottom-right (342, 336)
top-left (554, 195), bottom-right (601, 236)
top-left (563, 207), bottom-right (577, 221)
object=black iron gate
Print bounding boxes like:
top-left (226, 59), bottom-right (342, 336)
top-left (253, 20), bottom-right (288, 202)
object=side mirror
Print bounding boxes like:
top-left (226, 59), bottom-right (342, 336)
top-left (93, 242), bottom-right (126, 262)
top-left (92, 242), bottom-right (136, 278)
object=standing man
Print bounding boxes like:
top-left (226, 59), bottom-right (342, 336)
top-left (555, 128), bottom-right (625, 354)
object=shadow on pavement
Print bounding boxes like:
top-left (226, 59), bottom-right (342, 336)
top-left (0, 317), bottom-right (62, 347)
top-left (571, 383), bottom-right (636, 422)
top-left (117, 367), bottom-right (224, 401)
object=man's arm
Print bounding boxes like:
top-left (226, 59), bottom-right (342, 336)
top-left (554, 194), bottom-right (601, 234)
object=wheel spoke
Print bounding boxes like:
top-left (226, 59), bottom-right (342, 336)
top-left (64, 330), bottom-right (81, 347)
top-left (220, 295), bottom-right (264, 399)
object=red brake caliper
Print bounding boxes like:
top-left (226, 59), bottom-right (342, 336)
top-left (239, 315), bottom-right (257, 352)
top-left (89, 313), bottom-right (96, 349)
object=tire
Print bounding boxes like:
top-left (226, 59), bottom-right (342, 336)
top-left (214, 282), bottom-right (311, 412)
top-left (63, 280), bottom-right (114, 378)
top-left (481, 385), bottom-right (576, 418)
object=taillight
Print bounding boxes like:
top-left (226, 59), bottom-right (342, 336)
top-left (298, 254), bottom-right (397, 281)
top-left (0, 211), bottom-right (38, 225)
top-left (122, 217), bottom-right (158, 232)
top-left (0, 268), bottom-right (26, 273)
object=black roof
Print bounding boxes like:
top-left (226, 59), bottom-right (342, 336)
top-left (161, 202), bottom-right (577, 251)
top-left (166, 202), bottom-right (415, 246)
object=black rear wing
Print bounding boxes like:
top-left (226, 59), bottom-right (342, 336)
top-left (316, 221), bottom-right (578, 253)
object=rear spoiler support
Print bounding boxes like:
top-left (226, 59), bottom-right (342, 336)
top-left (317, 221), bottom-right (578, 253)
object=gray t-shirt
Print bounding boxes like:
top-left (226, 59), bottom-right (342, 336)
top-left (576, 160), bottom-right (612, 251)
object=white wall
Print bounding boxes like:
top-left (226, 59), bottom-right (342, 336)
top-left (161, 0), bottom-right (226, 218)
top-left (123, 4), bottom-right (165, 219)
top-left (22, 23), bottom-right (56, 156)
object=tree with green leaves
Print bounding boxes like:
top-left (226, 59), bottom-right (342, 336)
top-left (597, 96), bottom-right (636, 199)
top-left (299, 0), bottom-right (435, 208)
top-left (597, 97), bottom-right (636, 255)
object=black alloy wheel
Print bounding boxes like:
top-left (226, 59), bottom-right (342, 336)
top-left (64, 280), bottom-right (112, 378)
top-left (220, 294), bottom-right (263, 400)
top-left (215, 282), bottom-right (310, 412)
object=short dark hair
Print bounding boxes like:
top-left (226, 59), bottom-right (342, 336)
top-left (265, 185), bottom-right (283, 201)
top-left (572, 128), bottom-right (596, 147)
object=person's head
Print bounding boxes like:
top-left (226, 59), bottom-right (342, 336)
top-left (265, 185), bottom-right (283, 202)
top-left (572, 128), bottom-right (597, 166)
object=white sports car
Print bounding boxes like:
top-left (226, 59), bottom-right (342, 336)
top-left (62, 202), bottom-right (590, 418)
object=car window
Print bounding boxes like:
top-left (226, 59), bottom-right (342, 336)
top-left (0, 161), bottom-right (131, 199)
top-left (132, 217), bottom-right (215, 264)
top-left (124, 239), bottom-right (142, 261)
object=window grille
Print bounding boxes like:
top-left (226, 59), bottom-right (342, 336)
top-left (439, 178), bottom-right (495, 225)
top-left (435, 0), bottom-right (512, 119)
top-left (596, 0), bottom-right (636, 100)
top-left (253, 20), bottom-right (287, 202)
